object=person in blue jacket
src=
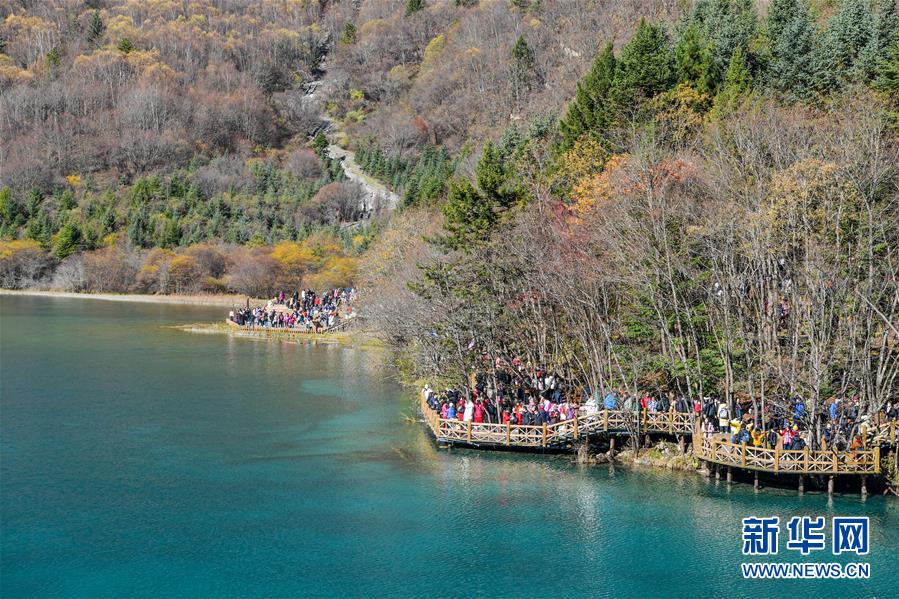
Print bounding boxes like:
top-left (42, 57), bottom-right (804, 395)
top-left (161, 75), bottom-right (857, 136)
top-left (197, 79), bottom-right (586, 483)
top-left (603, 389), bottom-right (618, 410)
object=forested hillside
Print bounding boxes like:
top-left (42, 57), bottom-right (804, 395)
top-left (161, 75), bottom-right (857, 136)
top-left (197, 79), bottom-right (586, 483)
top-left (353, 0), bottom-right (899, 424)
top-left (1, 0), bottom-right (898, 344)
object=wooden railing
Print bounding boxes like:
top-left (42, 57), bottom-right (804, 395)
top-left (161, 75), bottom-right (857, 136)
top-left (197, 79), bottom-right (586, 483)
top-left (873, 419), bottom-right (897, 446)
top-left (418, 394), bottom-right (695, 448)
top-left (419, 392), bottom-right (898, 455)
top-left (693, 434), bottom-right (881, 475)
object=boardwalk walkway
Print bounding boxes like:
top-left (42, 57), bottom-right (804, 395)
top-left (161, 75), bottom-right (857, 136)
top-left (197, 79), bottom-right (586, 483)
top-left (419, 394), bottom-right (694, 449)
top-left (419, 394), bottom-right (897, 478)
top-left (692, 434), bottom-right (881, 475)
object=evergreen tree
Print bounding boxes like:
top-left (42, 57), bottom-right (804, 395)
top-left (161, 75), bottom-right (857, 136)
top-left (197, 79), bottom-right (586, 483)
top-left (58, 190), bottom-right (76, 211)
top-left (476, 142), bottom-right (522, 211)
top-left (815, 0), bottom-right (873, 91)
top-left (117, 38), bottom-right (135, 54)
top-left (766, 0), bottom-right (799, 43)
top-left (102, 209), bottom-right (116, 236)
top-left (675, 21), bottom-right (715, 94)
top-left (874, 38), bottom-right (899, 114)
top-left (767, 0), bottom-right (817, 99)
top-left (26, 189), bottom-right (43, 218)
top-left (440, 179), bottom-right (494, 251)
top-left (612, 18), bottom-right (675, 109)
top-left (340, 22), bottom-right (357, 45)
top-left (510, 35), bottom-right (537, 106)
top-left (860, 0), bottom-right (899, 80)
top-left (0, 187), bottom-right (16, 224)
top-left (312, 131), bottom-right (329, 158)
top-left (405, 0), bottom-right (424, 17)
top-left (45, 48), bottom-right (61, 71)
top-left (558, 42), bottom-right (616, 150)
top-left (128, 209), bottom-right (149, 248)
top-left (53, 222), bottom-right (82, 259)
top-left (690, 0), bottom-right (758, 89)
top-left (714, 46), bottom-right (752, 112)
top-left (159, 218), bottom-right (181, 248)
top-left (86, 10), bottom-right (105, 47)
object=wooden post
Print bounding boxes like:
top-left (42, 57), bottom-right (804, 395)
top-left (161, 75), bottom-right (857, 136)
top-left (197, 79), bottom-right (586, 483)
top-left (678, 436), bottom-right (685, 455)
top-left (726, 467), bottom-right (732, 484)
top-left (542, 422), bottom-right (547, 447)
top-left (609, 436), bottom-right (616, 455)
top-left (803, 447), bottom-right (809, 473)
top-left (798, 475), bottom-right (804, 494)
top-left (832, 451), bottom-right (838, 473)
top-left (741, 443), bottom-right (747, 466)
top-left (860, 475), bottom-right (867, 497)
top-left (874, 446), bottom-right (881, 474)
top-left (715, 463), bottom-right (721, 480)
top-left (603, 409), bottom-right (609, 431)
top-left (774, 444), bottom-right (780, 473)
top-left (827, 475), bottom-right (835, 496)
top-left (467, 421), bottom-right (472, 443)
top-left (753, 471), bottom-right (759, 491)
top-left (891, 420), bottom-right (895, 445)
top-left (506, 421), bottom-right (511, 446)
top-left (573, 416), bottom-right (579, 440)
top-left (644, 433), bottom-right (651, 447)
top-left (669, 407), bottom-right (674, 434)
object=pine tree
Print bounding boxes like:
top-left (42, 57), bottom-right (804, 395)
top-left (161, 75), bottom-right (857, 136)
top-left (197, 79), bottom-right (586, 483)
top-left (690, 0), bottom-right (758, 90)
top-left (714, 46), bottom-right (752, 112)
top-left (405, 0), bottom-right (424, 17)
top-left (612, 18), bottom-right (675, 109)
top-left (767, 0), bottom-right (817, 99)
top-left (874, 38), bottom-right (899, 114)
top-left (510, 35), bottom-right (537, 106)
top-left (0, 187), bottom-right (16, 224)
top-left (815, 0), bottom-right (873, 91)
top-left (45, 48), bottom-right (61, 71)
top-left (53, 222), bottom-right (82, 259)
top-left (26, 189), bottom-right (43, 219)
top-left (766, 0), bottom-right (799, 44)
top-left (117, 38), bottom-right (135, 54)
top-left (312, 131), bottom-right (329, 158)
top-left (86, 10), bottom-right (105, 47)
top-left (475, 141), bottom-right (522, 212)
top-left (860, 0), bottom-right (899, 80)
top-left (340, 22), bottom-right (357, 45)
top-left (128, 209), bottom-right (149, 248)
top-left (675, 21), bottom-right (714, 95)
top-left (59, 190), bottom-right (76, 211)
top-left (440, 179), bottom-right (494, 251)
top-left (559, 42), bottom-right (616, 150)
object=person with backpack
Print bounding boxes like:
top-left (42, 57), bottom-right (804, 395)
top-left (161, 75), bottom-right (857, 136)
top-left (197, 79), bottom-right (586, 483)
top-left (717, 402), bottom-right (730, 433)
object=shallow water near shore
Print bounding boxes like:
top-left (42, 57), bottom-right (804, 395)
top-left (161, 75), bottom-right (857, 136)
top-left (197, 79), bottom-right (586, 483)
top-left (1, 295), bottom-right (897, 598)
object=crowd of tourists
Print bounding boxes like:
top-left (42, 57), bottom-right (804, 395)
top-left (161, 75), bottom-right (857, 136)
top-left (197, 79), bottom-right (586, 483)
top-left (422, 362), bottom-right (579, 426)
top-left (228, 288), bottom-right (356, 333)
top-left (421, 364), bottom-right (898, 453)
top-left (698, 395), bottom-right (898, 451)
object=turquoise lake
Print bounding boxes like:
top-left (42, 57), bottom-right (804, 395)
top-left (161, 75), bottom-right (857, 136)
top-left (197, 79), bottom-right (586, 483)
top-left (1, 295), bottom-right (897, 598)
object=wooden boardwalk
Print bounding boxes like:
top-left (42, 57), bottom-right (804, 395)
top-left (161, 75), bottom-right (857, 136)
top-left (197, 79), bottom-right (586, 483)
top-left (419, 394), bottom-right (896, 478)
top-left (693, 433), bottom-right (881, 475)
top-left (419, 394), bottom-right (694, 449)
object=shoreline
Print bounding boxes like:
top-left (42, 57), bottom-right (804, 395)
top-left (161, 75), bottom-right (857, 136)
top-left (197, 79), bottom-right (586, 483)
top-left (0, 289), bottom-right (262, 307)
top-left (176, 321), bottom-right (385, 352)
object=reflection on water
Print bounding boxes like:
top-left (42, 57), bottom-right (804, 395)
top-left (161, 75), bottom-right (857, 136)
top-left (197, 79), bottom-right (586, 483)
top-left (1, 295), bottom-right (896, 598)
